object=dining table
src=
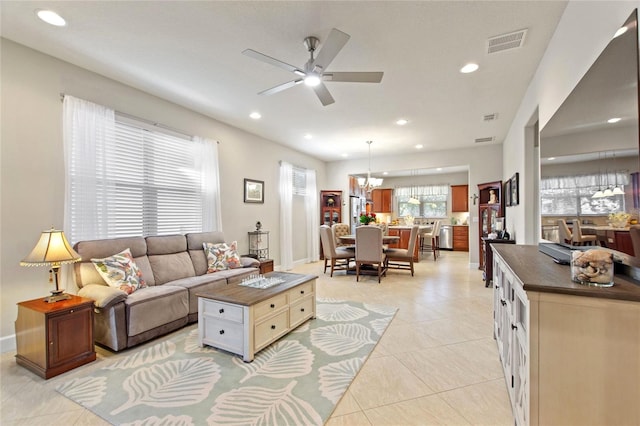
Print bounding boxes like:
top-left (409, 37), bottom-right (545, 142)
top-left (338, 234), bottom-right (400, 245)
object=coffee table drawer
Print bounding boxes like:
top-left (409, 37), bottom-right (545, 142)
top-left (201, 299), bottom-right (244, 324)
top-left (201, 317), bottom-right (244, 355)
top-left (254, 310), bottom-right (289, 351)
top-left (288, 281), bottom-right (314, 303)
top-left (254, 293), bottom-right (287, 321)
top-left (290, 296), bottom-right (315, 328)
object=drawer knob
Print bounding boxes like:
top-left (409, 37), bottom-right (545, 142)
top-left (219, 308), bottom-right (224, 314)
top-left (511, 324), bottom-right (518, 330)
top-left (500, 299), bottom-right (506, 306)
top-left (301, 308), bottom-right (305, 312)
top-left (70, 309), bottom-right (74, 313)
top-left (219, 329), bottom-right (225, 335)
top-left (300, 290), bottom-right (305, 294)
top-left (271, 325), bottom-right (276, 330)
top-left (270, 304), bottom-right (275, 308)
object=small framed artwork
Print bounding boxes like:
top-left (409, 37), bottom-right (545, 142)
top-left (510, 173), bottom-right (519, 206)
top-left (504, 179), bottom-right (512, 207)
top-left (244, 178), bottom-right (264, 203)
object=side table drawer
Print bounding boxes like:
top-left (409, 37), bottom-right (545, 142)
top-left (201, 317), bottom-right (244, 355)
top-left (288, 282), bottom-right (314, 304)
top-left (254, 293), bottom-right (287, 321)
top-left (254, 310), bottom-right (289, 351)
top-left (202, 299), bottom-right (243, 323)
top-left (290, 296), bottom-right (315, 329)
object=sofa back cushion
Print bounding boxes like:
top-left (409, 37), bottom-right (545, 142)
top-left (73, 236), bottom-right (154, 288)
top-left (186, 231), bottom-right (226, 276)
top-left (146, 235), bottom-right (196, 285)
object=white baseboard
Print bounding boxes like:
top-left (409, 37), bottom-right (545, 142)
top-left (469, 262), bottom-right (480, 269)
top-left (1, 334), bottom-right (16, 353)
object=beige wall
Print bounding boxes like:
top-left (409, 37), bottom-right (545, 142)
top-left (502, 1), bottom-right (638, 244)
top-left (0, 39), bottom-right (326, 350)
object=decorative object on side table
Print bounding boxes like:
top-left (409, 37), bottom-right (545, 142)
top-left (244, 178), bottom-right (264, 203)
top-left (20, 228), bottom-right (82, 303)
top-left (248, 229), bottom-right (269, 260)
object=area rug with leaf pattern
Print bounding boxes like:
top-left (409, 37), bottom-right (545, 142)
top-left (56, 298), bottom-right (397, 425)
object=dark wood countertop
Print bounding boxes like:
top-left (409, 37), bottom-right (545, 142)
top-left (492, 245), bottom-right (640, 302)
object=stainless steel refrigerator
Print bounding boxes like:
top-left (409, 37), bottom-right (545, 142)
top-left (349, 196), bottom-right (365, 233)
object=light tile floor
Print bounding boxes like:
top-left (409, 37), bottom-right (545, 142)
top-left (1, 250), bottom-right (513, 425)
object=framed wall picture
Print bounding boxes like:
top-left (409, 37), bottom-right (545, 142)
top-left (510, 173), bottom-right (519, 206)
top-left (244, 178), bottom-right (264, 203)
top-left (504, 179), bottom-right (512, 207)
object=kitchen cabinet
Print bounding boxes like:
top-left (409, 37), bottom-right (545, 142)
top-left (452, 226), bottom-right (469, 251)
top-left (492, 245), bottom-right (640, 426)
top-left (349, 176), bottom-right (365, 198)
top-left (387, 227), bottom-right (420, 261)
top-left (15, 295), bottom-right (96, 379)
top-left (451, 185), bottom-right (469, 212)
top-left (482, 237), bottom-right (515, 286)
top-left (478, 181), bottom-right (503, 270)
top-left (371, 188), bottom-right (393, 213)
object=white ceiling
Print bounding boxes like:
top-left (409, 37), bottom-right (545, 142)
top-left (0, 1), bottom-right (568, 163)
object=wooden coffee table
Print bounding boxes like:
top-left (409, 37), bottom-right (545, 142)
top-left (197, 272), bottom-right (316, 362)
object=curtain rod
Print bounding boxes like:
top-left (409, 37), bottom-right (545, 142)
top-left (60, 93), bottom-right (219, 143)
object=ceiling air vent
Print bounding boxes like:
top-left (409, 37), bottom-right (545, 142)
top-left (487, 29), bottom-right (528, 54)
top-left (475, 137), bottom-right (495, 144)
top-left (483, 113), bottom-right (499, 122)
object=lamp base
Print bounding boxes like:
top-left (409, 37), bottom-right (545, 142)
top-left (44, 290), bottom-right (71, 303)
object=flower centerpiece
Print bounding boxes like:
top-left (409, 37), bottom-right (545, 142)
top-left (609, 212), bottom-right (631, 228)
top-left (359, 212), bottom-right (377, 225)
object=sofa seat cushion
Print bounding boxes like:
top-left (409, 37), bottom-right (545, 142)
top-left (125, 285), bottom-right (188, 337)
top-left (169, 274), bottom-right (229, 314)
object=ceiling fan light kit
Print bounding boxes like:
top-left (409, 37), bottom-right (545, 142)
top-left (243, 28), bottom-right (383, 106)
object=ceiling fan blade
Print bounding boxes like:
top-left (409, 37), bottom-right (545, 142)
top-left (242, 49), bottom-right (305, 75)
top-left (258, 79), bottom-right (304, 96)
top-left (324, 72), bottom-right (384, 83)
top-left (313, 83), bottom-right (335, 106)
top-left (312, 28), bottom-right (350, 71)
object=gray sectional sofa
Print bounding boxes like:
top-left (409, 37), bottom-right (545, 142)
top-left (73, 231), bottom-right (260, 351)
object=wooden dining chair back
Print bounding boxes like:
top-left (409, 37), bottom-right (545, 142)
top-left (320, 225), bottom-right (354, 277)
top-left (331, 223), bottom-right (351, 247)
top-left (385, 225), bottom-right (420, 275)
top-left (571, 220), bottom-right (597, 246)
top-left (355, 225), bottom-right (387, 283)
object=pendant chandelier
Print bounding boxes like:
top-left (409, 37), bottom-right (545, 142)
top-left (358, 140), bottom-right (383, 192)
top-left (408, 169), bottom-right (420, 204)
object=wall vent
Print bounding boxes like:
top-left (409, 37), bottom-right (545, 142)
top-left (474, 137), bottom-right (495, 144)
top-left (487, 29), bottom-right (528, 54)
top-left (483, 113), bottom-right (499, 122)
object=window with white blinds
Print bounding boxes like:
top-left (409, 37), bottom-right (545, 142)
top-left (292, 166), bottom-right (307, 196)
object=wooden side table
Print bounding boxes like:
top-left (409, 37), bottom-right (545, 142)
top-left (15, 295), bottom-right (96, 379)
top-left (258, 259), bottom-right (274, 274)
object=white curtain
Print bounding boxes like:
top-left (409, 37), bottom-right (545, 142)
top-left (63, 95), bottom-right (116, 241)
top-left (305, 168), bottom-right (319, 262)
top-left (194, 136), bottom-right (222, 231)
top-left (279, 161), bottom-right (294, 270)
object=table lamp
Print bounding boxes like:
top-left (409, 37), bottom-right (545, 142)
top-left (20, 228), bottom-right (81, 303)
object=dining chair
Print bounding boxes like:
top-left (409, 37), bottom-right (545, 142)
top-left (355, 225), bottom-right (387, 283)
top-left (571, 220), bottom-right (597, 246)
top-left (331, 223), bottom-right (351, 247)
top-left (557, 219), bottom-right (573, 244)
top-left (420, 221), bottom-right (440, 260)
top-left (320, 225), bottom-right (354, 277)
top-left (385, 225), bottom-right (420, 276)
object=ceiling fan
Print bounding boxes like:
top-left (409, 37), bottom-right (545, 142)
top-left (243, 28), bottom-right (383, 106)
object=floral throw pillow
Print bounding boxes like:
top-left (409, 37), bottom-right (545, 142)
top-left (204, 241), bottom-right (241, 273)
top-left (91, 248), bottom-right (147, 295)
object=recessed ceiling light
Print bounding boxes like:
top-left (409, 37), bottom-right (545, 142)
top-left (341, 153), bottom-right (348, 158)
top-left (415, 144), bottom-right (423, 149)
top-left (36, 9), bottom-right (67, 26)
top-left (249, 112), bottom-right (261, 119)
top-left (460, 63), bottom-right (479, 73)
top-left (304, 134), bottom-right (312, 140)
top-left (396, 119), bottom-right (408, 126)
top-left (383, 171), bottom-right (388, 175)
top-left (607, 117), bottom-right (621, 123)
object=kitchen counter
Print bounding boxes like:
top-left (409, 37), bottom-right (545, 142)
top-left (388, 225), bottom-right (431, 230)
top-left (492, 244), bottom-right (640, 302)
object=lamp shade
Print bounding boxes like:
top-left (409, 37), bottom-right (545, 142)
top-left (20, 228), bottom-right (81, 267)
